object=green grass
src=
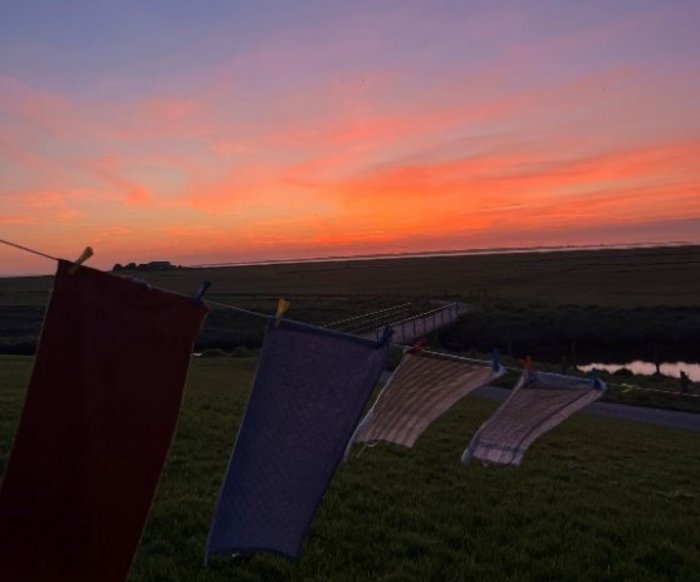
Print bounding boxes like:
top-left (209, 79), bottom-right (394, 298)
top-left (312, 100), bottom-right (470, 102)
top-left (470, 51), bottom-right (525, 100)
top-left (1, 356), bottom-right (699, 581)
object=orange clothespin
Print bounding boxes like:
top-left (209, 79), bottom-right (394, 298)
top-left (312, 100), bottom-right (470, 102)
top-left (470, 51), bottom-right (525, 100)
top-left (68, 246), bottom-right (94, 275)
top-left (274, 298), bottom-right (290, 327)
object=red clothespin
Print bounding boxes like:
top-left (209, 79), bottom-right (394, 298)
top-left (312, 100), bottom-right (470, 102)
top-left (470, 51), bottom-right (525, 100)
top-left (522, 355), bottom-right (536, 382)
top-left (68, 246), bottom-right (94, 275)
top-left (407, 337), bottom-right (429, 354)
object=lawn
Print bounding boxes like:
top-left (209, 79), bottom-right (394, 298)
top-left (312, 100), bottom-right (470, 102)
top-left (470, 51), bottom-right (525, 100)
top-left (1, 355), bottom-right (699, 581)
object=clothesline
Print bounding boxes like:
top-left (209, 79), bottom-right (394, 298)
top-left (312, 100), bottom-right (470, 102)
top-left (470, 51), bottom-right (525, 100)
top-left (0, 237), bottom-right (392, 344)
top-left (138, 288), bottom-right (700, 399)
top-left (1, 237), bottom-right (696, 397)
top-left (0, 237), bottom-right (58, 262)
top-left (408, 348), bottom-right (700, 398)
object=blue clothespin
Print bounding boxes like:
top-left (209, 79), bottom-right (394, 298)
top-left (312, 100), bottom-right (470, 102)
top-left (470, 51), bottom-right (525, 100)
top-left (491, 348), bottom-right (500, 372)
top-left (194, 280), bottom-right (211, 302)
top-left (131, 277), bottom-right (151, 290)
top-left (379, 326), bottom-right (394, 343)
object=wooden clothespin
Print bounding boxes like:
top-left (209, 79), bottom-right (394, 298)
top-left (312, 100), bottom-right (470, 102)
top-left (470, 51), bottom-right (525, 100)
top-left (68, 246), bottom-right (94, 275)
top-left (274, 297), bottom-right (290, 327)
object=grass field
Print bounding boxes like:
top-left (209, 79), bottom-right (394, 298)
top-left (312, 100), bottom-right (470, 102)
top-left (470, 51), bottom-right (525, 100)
top-left (2, 355), bottom-right (699, 581)
top-left (2, 246), bottom-right (700, 361)
top-left (4, 245), bottom-right (700, 305)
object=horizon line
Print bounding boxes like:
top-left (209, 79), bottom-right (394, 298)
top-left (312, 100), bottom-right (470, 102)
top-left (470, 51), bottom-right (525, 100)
top-left (189, 240), bottom-right (698, 270)
top-left (2, 239), bottom-right (698, 279)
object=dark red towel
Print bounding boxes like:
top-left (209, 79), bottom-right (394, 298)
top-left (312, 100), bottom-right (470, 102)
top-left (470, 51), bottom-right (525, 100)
top-left (0, 260), bottom-right (207, 582)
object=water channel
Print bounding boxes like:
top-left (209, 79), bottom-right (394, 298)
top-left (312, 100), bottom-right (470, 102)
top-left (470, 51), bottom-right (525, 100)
top-left (578, 361), bottom-right (700, 382)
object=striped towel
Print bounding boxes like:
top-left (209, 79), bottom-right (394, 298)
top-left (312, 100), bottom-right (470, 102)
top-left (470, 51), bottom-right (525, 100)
top-left (461, 371), bottom-right (605, 466)
top-left (353, 351), bottom-right (504, 448)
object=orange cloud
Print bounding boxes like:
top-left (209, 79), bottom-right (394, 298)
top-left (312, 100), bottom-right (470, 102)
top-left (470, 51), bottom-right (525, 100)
top-left (2, 3), bottom-right (699, 276)
top-left (82, 157), bottom-right (152, 206)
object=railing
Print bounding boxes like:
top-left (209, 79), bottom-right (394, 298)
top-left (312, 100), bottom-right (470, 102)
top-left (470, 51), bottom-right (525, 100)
top-left (326, 303), bottom-right (413, 334)
top-left (363, 303), bottom-right (461, 343)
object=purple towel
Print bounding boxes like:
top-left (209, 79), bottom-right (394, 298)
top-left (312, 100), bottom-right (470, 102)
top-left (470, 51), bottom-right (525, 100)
top-left (206, 320), bottom-right (391, 559)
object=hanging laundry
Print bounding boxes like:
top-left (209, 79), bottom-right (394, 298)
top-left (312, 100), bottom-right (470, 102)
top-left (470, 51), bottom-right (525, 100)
top-left (461, 371), bottom-right (605, 466)
top-left (0, 260), bottom-right (207, 582)
top-left (351, 351), bottom-right (504, 449)
top-left (206, 320), bottom-right (391, 560)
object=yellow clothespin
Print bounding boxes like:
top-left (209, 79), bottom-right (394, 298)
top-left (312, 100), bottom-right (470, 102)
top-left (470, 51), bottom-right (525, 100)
top-left (68, 246), bottom-right (94, 275)
top-left (274, 297), bottom-right (290, 327)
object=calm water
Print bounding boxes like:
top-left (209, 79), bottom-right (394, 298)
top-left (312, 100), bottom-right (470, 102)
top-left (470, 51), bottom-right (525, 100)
top-left (578, 361), bottom-right (700, 382)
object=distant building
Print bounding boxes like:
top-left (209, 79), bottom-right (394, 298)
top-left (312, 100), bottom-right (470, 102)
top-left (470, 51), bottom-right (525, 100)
top-left (143, 261), bottom-right (174, 270)
top-left (112, 260), bottom-right (177, 272)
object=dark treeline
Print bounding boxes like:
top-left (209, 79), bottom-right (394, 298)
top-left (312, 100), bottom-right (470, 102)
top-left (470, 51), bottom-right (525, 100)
top-left (0, 295), bottom-right (429, 355)
top-left (112, 261), bottom-right (181, 272)
top-left (440, 304), bottom-right (700, 363)
top-left (4, 301), bottom-right (699, 367)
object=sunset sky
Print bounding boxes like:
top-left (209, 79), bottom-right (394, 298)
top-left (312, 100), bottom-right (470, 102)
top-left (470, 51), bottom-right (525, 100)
top-left (1, 0), bottom-right (699, 274)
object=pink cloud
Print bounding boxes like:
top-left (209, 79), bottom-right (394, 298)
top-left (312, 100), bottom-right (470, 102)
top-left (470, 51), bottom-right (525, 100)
top-left (81, 157), bottom-right (152, 206)
top-left (1, 0), bottom-right (698, 274)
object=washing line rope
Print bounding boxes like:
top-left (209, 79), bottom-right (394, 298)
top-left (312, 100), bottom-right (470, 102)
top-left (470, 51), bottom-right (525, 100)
top-left (1, 237), bottom-right (696, 397)
top-left (0, 237), bottom-right (370, 342)
top-left (0, 238), bottom-right (58, 262)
